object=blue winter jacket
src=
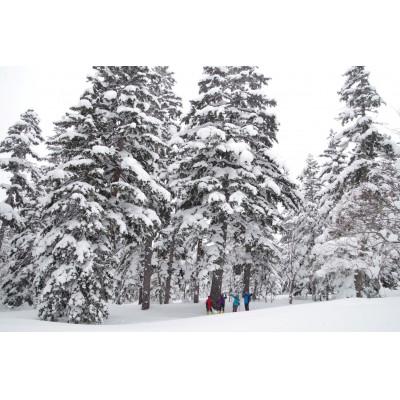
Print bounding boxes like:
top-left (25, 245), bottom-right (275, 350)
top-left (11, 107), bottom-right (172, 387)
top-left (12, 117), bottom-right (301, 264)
top-left (230, 294), bottom-right (240, 306)
top-left (243, 292), bottom-right (252, 305)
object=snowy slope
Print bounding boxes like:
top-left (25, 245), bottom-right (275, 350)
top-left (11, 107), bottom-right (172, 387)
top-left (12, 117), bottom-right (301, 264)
top-left (0, 293), bottom-right (399, 331)
top-left (135, 296), bottom-right (400, 332)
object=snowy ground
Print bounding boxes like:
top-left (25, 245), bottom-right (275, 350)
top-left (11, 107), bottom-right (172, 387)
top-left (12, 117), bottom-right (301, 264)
top-left (1, 290), bottom-right (399, 331)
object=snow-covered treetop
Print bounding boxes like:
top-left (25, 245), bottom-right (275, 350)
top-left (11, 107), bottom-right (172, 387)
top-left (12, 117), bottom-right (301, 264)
top-left (0, 109), bottom-right (43, 163)
top-left (175, 66), bottom-right (299, 251)
top-left (319, 130), bottom-right (346, 182)
top-left (339, 66), bottom-right (382, 122)
top-left (333, 66), bottom-right (396, 189)
top-left (336, 66), bottom-right (391, 159)
top-left (0, 109), bottom-right (44, 226)
top-left (299, 154), bottom-right (321, 204)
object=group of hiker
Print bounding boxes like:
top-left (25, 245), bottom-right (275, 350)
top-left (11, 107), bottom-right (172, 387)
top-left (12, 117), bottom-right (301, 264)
top-left (205, 292), bottom-right (253, 314)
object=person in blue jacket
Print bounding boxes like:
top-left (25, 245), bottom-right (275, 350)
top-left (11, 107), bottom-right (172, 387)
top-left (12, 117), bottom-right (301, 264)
top-left (243, 291), bottom-right (252, 311)
top-left (230, 293), bottom-right (240, 312)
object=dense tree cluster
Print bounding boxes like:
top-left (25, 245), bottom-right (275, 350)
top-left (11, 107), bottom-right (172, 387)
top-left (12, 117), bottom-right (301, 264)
top-left (288, 67), bottom-right (400, 299)
top-left (0, 66), bottom-right (398, 323)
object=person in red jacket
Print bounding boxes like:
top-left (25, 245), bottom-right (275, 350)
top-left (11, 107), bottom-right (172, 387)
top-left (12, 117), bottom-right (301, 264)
top-left (206, 296), bottom-right (213, 314)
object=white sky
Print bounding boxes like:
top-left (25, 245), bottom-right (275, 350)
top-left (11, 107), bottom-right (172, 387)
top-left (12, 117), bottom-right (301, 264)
top-left (1, 66), bottom-right (399, 180)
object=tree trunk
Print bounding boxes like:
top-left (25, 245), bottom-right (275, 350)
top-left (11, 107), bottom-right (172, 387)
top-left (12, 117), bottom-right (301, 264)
top-left (141, 236), bottom-right (154, 310)
top-left (243, 242), bottom-right (253, 294)
top-left (193, 279), bottom-right (200, 304)
top-left (354, 269), bottom-right (364, 298)
top-left (311, 278), bottom-right (317, 301)
top-left (288, 278), bottom-right (294, 304)
top-left (210, 268), bottom-right (223, 306)
top-left (157, 271), bottom-right (163, 305)
top-left (210, 218), bottom-right (227, 305)
top-left (243, 263), bottom-right (251, 293)
top-left (164, 272), bottom-right (172, 305)
top-left (193, 239), bottom-right (203, 303)
top-left (138, 287), bottom-right (143, 305)
top-left (253, 279), bottom-right (258, 301)
top-left (164, 230), bottom-right (177, 304)
top-left (0, 223), bottom-right (6, 254)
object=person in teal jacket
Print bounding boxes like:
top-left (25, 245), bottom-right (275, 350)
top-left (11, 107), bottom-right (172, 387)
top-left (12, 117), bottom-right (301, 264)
top-left (230, 293), bottom-right (240, 312)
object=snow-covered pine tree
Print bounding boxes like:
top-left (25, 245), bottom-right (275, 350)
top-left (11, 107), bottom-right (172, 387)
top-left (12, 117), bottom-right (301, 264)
top-left (328, 156), bottom-right (400, 292)
top-left (298, 155), bottom-right (323, 299)
top-left (251, 246), bottom-right (282, 302)
top-left (314, 66), bottom-right (398, 298)
top-left (96, 66), bottom-right (173, 310)
top-left (299, 154), bottom-right (321, 205)
top-left (309, 130), bottom-right (347, 299)
top-left (0, 109), bottom-right (44, 306)
top-left (226, 67), bottom-right (298, 296)
top-left (318, 130), bottom-right (347, 218)
top-left (149, 66), bottom-right (182, 305)
top-left (174, 67), bottom-right (232, 305)
top-left (0, 110), bottom-right (43, 252)
top-left (280, 211), bottom-right (305, 304)
top-left (152, 66), bottom-right (182, 146)
top-left (1, 165), bottom-right (47, 307)
top-left (175, 66), bottom-right (299, 305)
top-left (161, 99), bottom-right (203, 304)
top-left (279, 155), bottom-right (321, 303)
top-left (34, 80), bottom-right (114, 323)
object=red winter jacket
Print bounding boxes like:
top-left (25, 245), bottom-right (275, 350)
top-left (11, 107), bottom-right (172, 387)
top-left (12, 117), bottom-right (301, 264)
top-left (206, 297), bottom-right (213, 310)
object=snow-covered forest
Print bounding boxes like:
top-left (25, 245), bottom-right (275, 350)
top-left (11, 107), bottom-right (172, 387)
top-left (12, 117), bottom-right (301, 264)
top-left (0, 65), bottom-right (399, 325)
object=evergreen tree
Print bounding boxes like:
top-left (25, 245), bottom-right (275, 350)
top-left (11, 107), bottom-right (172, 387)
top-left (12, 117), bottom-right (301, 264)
top-left (0, 109), bottom-right (44, 306)
top-left (175, 66), bottom-right (299, 305)
top-left (280, 210), bottom-right (306, 304)
top-left (318, 130), bottom-right (347, 217)
top-left (148, 66), bottom-right (182, 305)
top-left (152, 66), bottom-right (182, 145)
top-left (174, 67), bottom-right (232, 305)
top-left (280, 155), bottom-right (321, 303)
top-left (227, 66), bottom-right (299, 297)
top-left (0, 110), bottom-right (43, 251)
top-left (96, 66), bottom-right (175, 310)
top-left (251, 247), bottom-right (282, 302)
top-left (314, 66), bottom-right (398, 298)
top-left (34, 81), bottom-right (114, 323)
top-left (334, 66), bottom-right (391, 189)
top-left (298, 155), bottom-right (322, 299)
top-left (1, 165), bottom-right (47, 307)
top-left (299, 154), bottom-right (321, 204)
